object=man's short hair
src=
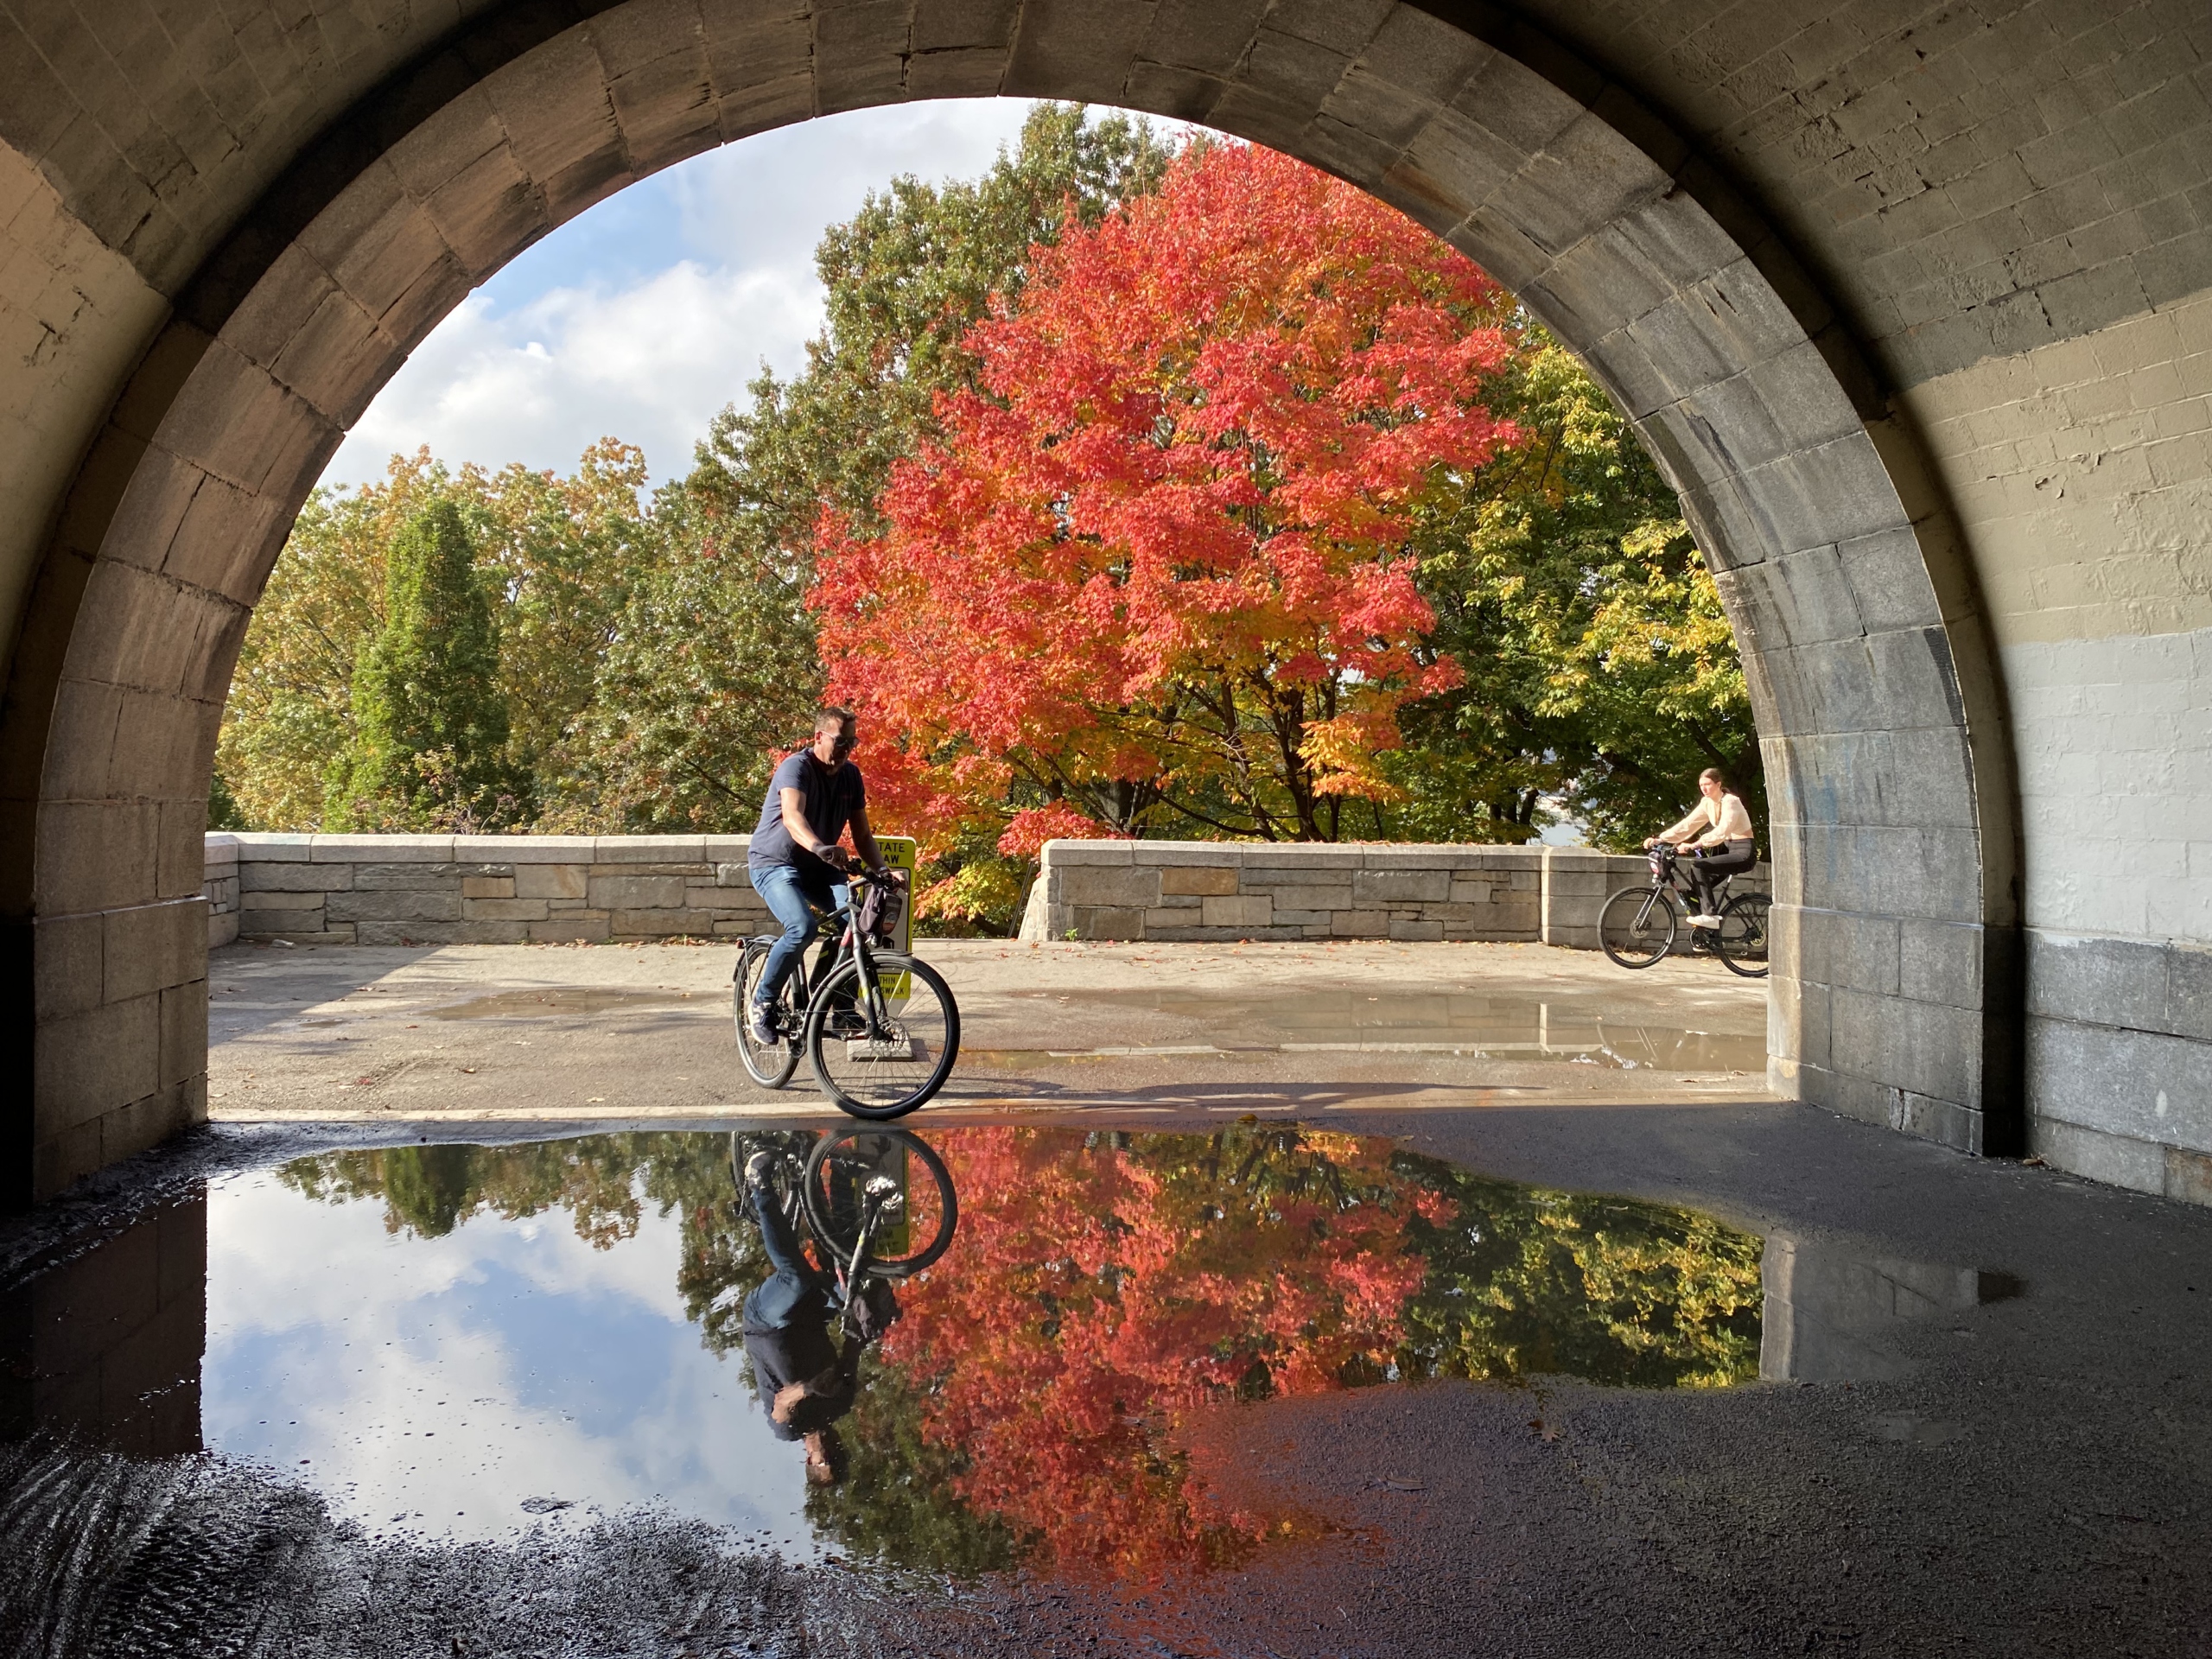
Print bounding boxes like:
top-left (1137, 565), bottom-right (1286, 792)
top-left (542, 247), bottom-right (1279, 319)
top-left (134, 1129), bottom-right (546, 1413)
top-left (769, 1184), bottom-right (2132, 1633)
top-left (814, 706), bottom-right (855, 736)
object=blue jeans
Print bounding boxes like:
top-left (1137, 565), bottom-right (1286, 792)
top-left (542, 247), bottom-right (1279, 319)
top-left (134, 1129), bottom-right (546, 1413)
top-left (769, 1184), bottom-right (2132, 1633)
top-left (749, 863), bottom-right (847, 1012)
top-left (744, 1170), bottom-right (831, 1331)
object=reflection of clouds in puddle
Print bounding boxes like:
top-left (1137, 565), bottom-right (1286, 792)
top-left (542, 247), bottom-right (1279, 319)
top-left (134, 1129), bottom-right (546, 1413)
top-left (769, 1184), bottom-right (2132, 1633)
top-left (206, 1172), bottom-right (812, 1549)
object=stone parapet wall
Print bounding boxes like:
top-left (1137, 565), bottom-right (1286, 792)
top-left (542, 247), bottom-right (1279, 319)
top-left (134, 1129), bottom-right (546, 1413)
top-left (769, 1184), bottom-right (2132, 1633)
top-left (208, 836), bottom-right (1770, 951)
top-left (205, 835), bottom-right (239, 949)
top-left (213, 836), bottom-right (772, 945)
top-left (1017, 841), bottom-right (1767, 947)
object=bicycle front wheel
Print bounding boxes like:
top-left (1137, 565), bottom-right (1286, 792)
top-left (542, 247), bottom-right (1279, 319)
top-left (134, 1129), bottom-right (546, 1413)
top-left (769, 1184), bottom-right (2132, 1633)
top-left (1716, 892), bottom-right (1773, 979)
top-left (1599, 886), bottom-right (1679, 969)
top-left (804, 952), bottom-right (960, 1120)
top-left (734, 940), bottom-right (802, 1089)
top-left (803, 1128), bottom-right (957, 1277)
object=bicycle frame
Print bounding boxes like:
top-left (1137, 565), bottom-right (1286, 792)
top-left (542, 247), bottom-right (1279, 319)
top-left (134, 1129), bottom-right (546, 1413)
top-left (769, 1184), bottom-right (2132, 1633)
top-left (730, 1131), bottom-right (906, 1342)
top-left (1640, 847), bottom-right (1730, 929)
top-left (784, 872), bottom-right (902, 1041)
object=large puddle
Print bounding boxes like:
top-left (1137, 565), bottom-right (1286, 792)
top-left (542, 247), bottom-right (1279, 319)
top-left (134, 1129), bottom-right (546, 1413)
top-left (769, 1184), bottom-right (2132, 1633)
top-left (2, 1127), bottom-right (2013, 1596)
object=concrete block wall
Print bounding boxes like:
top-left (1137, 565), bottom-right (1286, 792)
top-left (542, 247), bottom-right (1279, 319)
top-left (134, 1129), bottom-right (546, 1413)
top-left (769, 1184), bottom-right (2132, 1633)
top-left (1017, 841), bottom-right (1767, 947)
top-left (217, 836), bottom-right (773, 945)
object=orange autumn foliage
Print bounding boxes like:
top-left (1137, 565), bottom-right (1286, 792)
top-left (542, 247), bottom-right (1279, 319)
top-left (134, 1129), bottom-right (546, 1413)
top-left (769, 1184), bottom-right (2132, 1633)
top-left (874, 1128), bottom-right (1426, 1580)
top-left (812, 142), bottom-right (1521, 849)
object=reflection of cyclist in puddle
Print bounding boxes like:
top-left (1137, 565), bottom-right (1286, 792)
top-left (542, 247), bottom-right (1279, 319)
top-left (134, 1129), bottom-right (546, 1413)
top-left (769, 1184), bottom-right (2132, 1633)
top-left (738, 1150), bottom-right (894, 1487)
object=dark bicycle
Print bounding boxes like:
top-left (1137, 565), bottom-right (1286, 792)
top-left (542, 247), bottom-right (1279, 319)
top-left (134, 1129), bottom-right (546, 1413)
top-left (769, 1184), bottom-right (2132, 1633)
top-left (1599, 843), bottom-right (1771, 978)
top-left (733, 867), bottom-right (961, 1119)
top-left (729, 1127), bottom-right (959, 1300)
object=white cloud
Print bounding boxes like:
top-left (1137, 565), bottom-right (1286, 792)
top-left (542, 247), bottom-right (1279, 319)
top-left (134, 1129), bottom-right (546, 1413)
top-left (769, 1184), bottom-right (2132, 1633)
top-left (206, 1168), bottom-right (817, 1548)
top-left (319, 99), bottom-right (1046, 493)
top-left (325, 262), bottom-right (819, 489)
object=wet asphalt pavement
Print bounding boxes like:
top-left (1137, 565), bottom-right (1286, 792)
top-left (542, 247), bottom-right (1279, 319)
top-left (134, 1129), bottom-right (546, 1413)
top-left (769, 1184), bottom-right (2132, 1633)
top-left (3, 941), bottom-right (2208, 1657)
top-left (203, 938), bottom-right (1770, 1123)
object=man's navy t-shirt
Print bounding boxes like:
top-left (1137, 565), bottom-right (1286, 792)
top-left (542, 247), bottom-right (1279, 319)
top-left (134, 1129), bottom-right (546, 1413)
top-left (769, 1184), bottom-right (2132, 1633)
top-left (748, 749), bottom-right (865, 896)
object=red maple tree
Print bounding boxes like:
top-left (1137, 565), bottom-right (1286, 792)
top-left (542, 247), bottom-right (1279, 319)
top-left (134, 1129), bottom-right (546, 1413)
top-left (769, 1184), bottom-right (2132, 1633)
top-left (873, 1128), bottom-right (1427, 1581)
top-left (811, 141), bottom-right (1521, 860)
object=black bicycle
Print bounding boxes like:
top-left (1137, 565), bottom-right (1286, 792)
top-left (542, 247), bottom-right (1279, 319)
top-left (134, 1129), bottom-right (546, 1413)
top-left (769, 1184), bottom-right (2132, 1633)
top-left (734, 868), bottom-right (961, 1119)
top-left (1599, 843), bottom-right (1771, 978)
top-left (729, 1127), bottom-right (959, 1292)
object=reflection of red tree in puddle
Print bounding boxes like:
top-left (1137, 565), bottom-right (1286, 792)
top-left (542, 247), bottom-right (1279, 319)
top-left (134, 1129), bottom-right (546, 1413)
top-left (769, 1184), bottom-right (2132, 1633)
top-left (876, 1128), bottom-right (1425, 1580)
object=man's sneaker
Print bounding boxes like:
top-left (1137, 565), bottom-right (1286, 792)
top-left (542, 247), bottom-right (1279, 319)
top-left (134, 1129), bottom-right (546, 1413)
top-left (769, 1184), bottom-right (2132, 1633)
top-left (747, 1003), bottom-right (778, 1046)
top-left (743, 1149), bottom-right (775, 1191)
top-left (1688, 912), bottom-right (1722, 927)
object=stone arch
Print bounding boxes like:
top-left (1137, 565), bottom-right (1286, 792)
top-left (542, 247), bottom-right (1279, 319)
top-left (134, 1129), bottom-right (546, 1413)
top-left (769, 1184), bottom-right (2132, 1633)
top-left (3, 0), bottom-right (2019, 1201)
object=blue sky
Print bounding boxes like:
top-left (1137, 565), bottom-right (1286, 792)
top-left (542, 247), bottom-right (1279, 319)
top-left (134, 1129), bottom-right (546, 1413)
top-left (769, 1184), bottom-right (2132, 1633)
top-left (321, 99), bottom-right (1048, 493)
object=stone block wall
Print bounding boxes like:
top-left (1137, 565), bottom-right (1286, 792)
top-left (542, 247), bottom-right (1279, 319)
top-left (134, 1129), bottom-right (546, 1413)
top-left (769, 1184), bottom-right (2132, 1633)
top-left (205, 835), bottom-right (238, 949)
top-left (217, 836), bottom-right (772, 945)
top-left (209, 835), bottom-right (1770, 952)
top-left (1017, 841), bottom-right (1768, 947)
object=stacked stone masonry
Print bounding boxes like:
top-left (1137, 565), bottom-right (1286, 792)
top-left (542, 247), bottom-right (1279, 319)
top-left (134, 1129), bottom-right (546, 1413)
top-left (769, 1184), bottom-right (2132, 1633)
top-left (209, 835), bottom-right (772, 945)
top-left (1015, 840), bottom-right (1767, 949)
top-left (203, 835), bottom-right (1770, 952)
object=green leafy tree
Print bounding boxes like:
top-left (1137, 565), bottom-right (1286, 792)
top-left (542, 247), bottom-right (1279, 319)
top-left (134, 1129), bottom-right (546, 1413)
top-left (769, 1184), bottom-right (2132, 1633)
top-left (1390, 331), bottom-right (1764, 849)
top-left (1393, 1153), bottom-right (1764, 1389)
top-left (216, 460), bottom-right (441, 830)
top-left (324, 499), bottom-right (524, 830)
top-left (219, 445), bottom-right (653, 831)
top-left (470, 439), bottom-right (658, 791)
top-left (535, 479), bottom-right (823, 831)
top-left (703, 102), bottom-right (1176, 559)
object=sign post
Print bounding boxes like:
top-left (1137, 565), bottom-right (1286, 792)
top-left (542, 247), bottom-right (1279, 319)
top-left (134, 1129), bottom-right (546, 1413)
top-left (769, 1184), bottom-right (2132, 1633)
top-left (875, 835), bottom-right (917, 956)
top-left (874, 836), bottom-right (918, 1000)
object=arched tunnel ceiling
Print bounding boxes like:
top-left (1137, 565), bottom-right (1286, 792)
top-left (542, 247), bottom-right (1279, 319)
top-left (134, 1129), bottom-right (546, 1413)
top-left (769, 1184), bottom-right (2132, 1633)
top-left (1, 0), bottom-right (2207, 1206)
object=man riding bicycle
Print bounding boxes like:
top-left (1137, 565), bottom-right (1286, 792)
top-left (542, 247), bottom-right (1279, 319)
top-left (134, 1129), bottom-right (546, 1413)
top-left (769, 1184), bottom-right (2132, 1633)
top-left (1644, 766), bottom-right (1756, 927)
top-left (746, 707), bottom-right (896, 1046)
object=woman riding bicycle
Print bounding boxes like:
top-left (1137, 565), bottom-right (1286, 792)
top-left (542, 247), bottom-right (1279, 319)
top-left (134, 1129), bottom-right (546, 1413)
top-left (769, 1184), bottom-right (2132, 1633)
top-left (1645, 767), bottom-right (1756, 927)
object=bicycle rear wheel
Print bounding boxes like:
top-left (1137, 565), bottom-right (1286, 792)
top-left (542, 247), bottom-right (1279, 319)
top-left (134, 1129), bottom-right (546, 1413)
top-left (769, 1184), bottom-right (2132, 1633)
top-left (1599, 886), bottom-right (1679, 969)
top-left (1715, 892), bottom-right (1773, 979)
top-left (734, 939), bottom-right (802, 1089)
top-left (803, 1128), bottom-right (957, 1277)
top-left (804, 952), bottom-right (959, 1120)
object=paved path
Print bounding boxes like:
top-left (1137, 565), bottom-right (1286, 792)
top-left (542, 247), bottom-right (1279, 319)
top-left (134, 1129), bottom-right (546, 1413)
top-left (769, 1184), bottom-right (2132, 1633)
top-left (206, 937), bottom-right (1774, 1122)
top-left (4, 939), bottom-right (2200, 1656)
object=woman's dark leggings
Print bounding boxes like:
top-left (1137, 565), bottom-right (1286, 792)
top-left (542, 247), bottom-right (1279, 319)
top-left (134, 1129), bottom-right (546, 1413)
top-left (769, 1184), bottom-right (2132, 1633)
top-left (1687, 839), bottom-right (1756, 914)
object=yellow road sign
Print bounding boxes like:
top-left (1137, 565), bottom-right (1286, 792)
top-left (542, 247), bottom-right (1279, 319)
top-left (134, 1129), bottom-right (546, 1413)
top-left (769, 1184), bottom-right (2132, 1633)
top-left (874, 835), bottom-right (918, 999)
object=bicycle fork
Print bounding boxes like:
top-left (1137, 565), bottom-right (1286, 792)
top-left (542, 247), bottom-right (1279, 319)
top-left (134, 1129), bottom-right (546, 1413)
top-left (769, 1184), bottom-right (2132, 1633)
top-left (835, 1178), bottom-right (903, 1340)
